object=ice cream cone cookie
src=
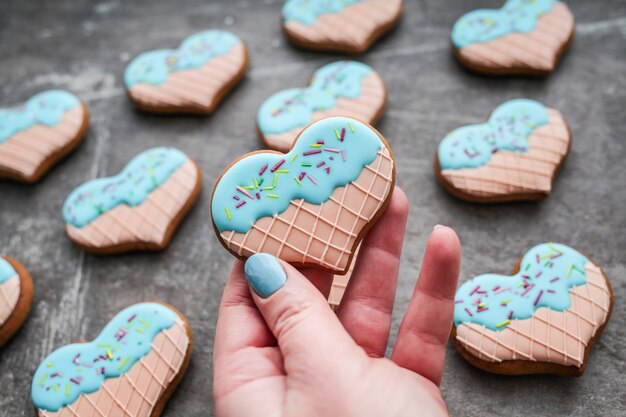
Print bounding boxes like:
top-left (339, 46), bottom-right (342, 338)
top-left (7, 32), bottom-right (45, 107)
top-left (62, 147), bottom-right (202, 254)
top-left (452, 243), bottom-right (613, 376)
top-left (0, 256), bottom-right (33, 347)
top-left (282, 0), bottom-right (403, 53)
top-left (451, 0), bottom-right (575, 76)
top-left (435, 99), bottom-right (571, 203)
top-left (212, 116), bottom-right (395, 275)
top-left (32, 302), bottom-right (192, 417)
top-left (257, 61), bottom-right (386, 152)
top-left (0, 90), bottom-right (89, 183)
top-left (124, 30), bottom-right (248, 114)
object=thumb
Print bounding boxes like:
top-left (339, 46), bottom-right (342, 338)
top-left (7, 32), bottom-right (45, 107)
top-left (243, 253), bottom-right (363, 374)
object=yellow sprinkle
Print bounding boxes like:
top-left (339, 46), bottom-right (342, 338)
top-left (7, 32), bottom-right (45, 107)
top-left (53, 385), bottom-right (59, 393)
top-left (97, 343), bottom-right (111, 347)
top-left (501, 299), bottom-right (511, 304)
top-left (66, 384), bottom-right (71, 397)
top-left (334, 128), bottom-right (341, 140)
top-left (267, 194), bottom-right (279, 199)
top-left (37, 373), bottom-right (49, 386)
top-left (136, 328), bottom-right (145, 334)
top-left (294, 177), bottom-right (302, 186)
top-left (118, 356), bottom-right (130, 370)
top-left (253, 179), bottom-right (259, 188)
top-left (144, 321), bottom-right (150, 329)
top-left (290, 152), bottom-right (298, 161)
top-left (496, 320), bottom-right (510, 328)
top-left (518, 282), bottom-right (524, 287)
top-left (349, 122), bottom-right (355, 133)
top-left (275, 169), bottom-right (289, 173)
top-left (309, 144), bottom-right (322, 148)
top-left (106, 349), bottom-right (113, 360)
top-left (47, 362), bottom-right (54, 368)
top-left (478, 303), bottom-right (486, 308)
top-left (242, 185), bottom-right (254, 190)
top-left (263, 186), bottom-right (274, 190)
top-left (273, 174), bottom-right (278, 187)
top-left (225, 207), bottom-right (231, 221)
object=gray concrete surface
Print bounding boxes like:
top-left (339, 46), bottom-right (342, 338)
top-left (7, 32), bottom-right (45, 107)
top-left (1, 0), bottom-right (625, 415)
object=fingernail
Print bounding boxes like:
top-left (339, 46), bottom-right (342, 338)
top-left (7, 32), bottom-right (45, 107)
top-left (434, 224), bottom-right (445, 230)
top-left (244, 253), bottom-right (286, 298)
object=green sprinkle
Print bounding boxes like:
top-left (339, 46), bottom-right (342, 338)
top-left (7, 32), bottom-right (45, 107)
top-left (294, 177), bottom-right (302, 186)
top-left (291, 152), bottom-right (298, 162)
top-left (301, 163), bottom-right (312, 167)
top-left (225, 207), bottom-right (232, 221)
top-left (267, 194), bottom-right (279, 199)
top-left (258, 178), bottom-right (264, 186)
top-left (524, 263), bottom-right (531, 271)
top-left (118, 356), bottom-right (130, 370)
top-left (572, 265), bottom-right (586, 276)
top-left (496, 319), bottom-right (510, 328)
top-left (544, 260), bottom-right (551, 267)
top-left (349, 122), bottom-right (355, 133)
top-left (37, 373), bottom-right (49, 387)
top-left (66, 384), bottom-right (71, 397)
top-left (334, 128), bottom-right (341, 140)
top-left (566, 263), bottom-right (574, 278)
top-left (275, 169), bottom-right (289, 173)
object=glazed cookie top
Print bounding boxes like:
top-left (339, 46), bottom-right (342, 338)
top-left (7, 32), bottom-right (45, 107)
top-left (0, 90), bottom-right (81, 143)
top-left (454, 243), bottom-right (591, 331)
top-left (452, 0), bottom-right (556, 48)
top-left (124, 30), bottom-right (241, 88)
top-left (31, 303), bottom-right (179, 412)
top-left (258, 61), bottom-right (373, 135)
top-left (63, 147), bottom-right (189, 228)
top-left (212, 116), bottom-right (384, 234)
top-left (282, 0), bottom-right (364, 25)
top-left (0, 258), bottom-right (17, 284)
top-left (437, 99), bottom-right (549, 170)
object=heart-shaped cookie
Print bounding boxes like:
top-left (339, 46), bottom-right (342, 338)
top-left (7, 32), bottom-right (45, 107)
top-left (451, 0), bottom-right (575, 75)
top-left (258, 61), bottom-right (386, 152)
top-left (63, 147), bottom-right (202, 254)
top-left (453, 243), bottom-right (613, 376)
top-left (124, 30), bottom-right (248, 114)
top-left (0, 256), bottom-right (33, 347)
top-left (0, 90), bottom-right (89, 183)
top-left (212, 116), bottom-right (395, 274)
top-left (282, 0), bottom-right (403, 53)
top-left (435, 99), bottom-right (571, 202)
top-left (32, 302), bottom-right (192, 417)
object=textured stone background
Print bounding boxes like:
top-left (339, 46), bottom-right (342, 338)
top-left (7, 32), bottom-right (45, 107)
top-left (0, 0), bottom-right (625, 415)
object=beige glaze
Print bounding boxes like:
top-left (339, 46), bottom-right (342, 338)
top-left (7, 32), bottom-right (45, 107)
top-left (0, 275), bottom-right (20, 327)
top-left (221, 147), bottom-right (394, 274)
top-left (456, 262), bottom-right (611, 367)
top-left (441, 108), bottom-right (570, 199)
top-left (128, 43), bottom-right (247, 112)
top-left (66, 160), bottom-right (199, 250)
top-left (264, 73), bottom-right (386, 152)
top-left (0, 107), bottom-right (86, 178)
top-left (457, 3), bottom-right (574, 73)
top-left (38, 319), bottom-right (190, 417)
top-left (284, 0), bottom-right (402, 52)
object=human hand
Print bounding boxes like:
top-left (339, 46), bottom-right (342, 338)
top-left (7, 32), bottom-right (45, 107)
top-left (213, 187), bottom-right (461, 417)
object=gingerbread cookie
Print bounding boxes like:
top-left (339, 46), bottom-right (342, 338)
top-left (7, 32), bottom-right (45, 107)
top-left (0, 257), bottom-right (33, 347)
top-left (211, 116), bottom-right (395, 275)
top-left (452, 243), bottom-right (613, 376)
top-left (62, 147), bottom-right (202, 254)
top-left (452, 0), bottom-right (575, 76)
top-left (124, 30), bottom-right (248, 114)
top-left (435, 99), bottom-right (571, 202)
top-left (282, 0), bottom-right (403, 53)
top-left (31, 302), bottom-right (192, 417)
top-left (0, 90), bottom-right (89, 183)
top-left (257, 60), bottom-right (386, 152)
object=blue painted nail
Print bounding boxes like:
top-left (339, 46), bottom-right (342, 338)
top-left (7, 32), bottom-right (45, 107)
top-left (244, 253), bottom-right (286, 298)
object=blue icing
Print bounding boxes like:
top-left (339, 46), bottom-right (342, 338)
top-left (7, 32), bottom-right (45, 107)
top-left (212, 116), bottom-right (384, 233)
top-left (62, 147), bottom-right (188, 228)
top-left (0, 90), bottom-right (80, 144)
top-left (454, 243), bottom-right (590, 331)
top-left (0, 258), bottom-right (18, 284)
top-left (257, 61), bottom-right (373, 135)
top-left (282, 0), bottom-right (364, 25)
top-left (437, 99), bottom-right (549, 170)
top-left (452, 0), bottom-right (556, 48)
top-left (32, 303), bottom-right (178, 412)
top-left (124, 30), bottom-right (241, 88)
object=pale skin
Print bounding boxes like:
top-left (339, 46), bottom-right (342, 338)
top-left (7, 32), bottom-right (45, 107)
top-left (213, 187), bottom-right (462, 417)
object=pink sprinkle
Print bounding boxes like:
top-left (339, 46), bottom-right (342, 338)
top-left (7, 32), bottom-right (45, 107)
top-left (298, 172), bottom-right (306, 181)
top-left (73, 354), bottom-right (81, 365)
top-left (477, 290), bottom-right (487, 295)
top-left (317, 139), bottom-right (324, 144)
top-left (536, 254), bottom-right (540, 264)
top-left (256, 192), bottom-right (261, 200)
top-left (534, 290), bottom-right (544, 306)
top-left (508, 311), bottom-right (514, 320)
top-left (551, 253), bottom-right (563, 259)
top-left (270, 159), bottom-right (285, 172)
top-left (316, 161), bottom-right (325, 168)
top-left (340, 128), bottom-right (346, 141)
top-left (495, 287), bottom-right (510, 294)
top-left (70, 378), bottom-right (80, 385)
top-left (303, 149), bottom-right (322, 156)
top-left (548, 289), bottom-right (556, 293)
top-left (477, 307), bottom-right (489, 313)
top-left (470, 285), bottom-right (480, 296)
top-left (324, 166), bottom-right (330, 174)
top-left (259, 164), bottom-right (268, 176)
top-left (51, 372), bottom-right (62, 378)
top-left (465, 308), bottom-right (473, 317)
top-left (342, 150), bottom-right (346, 161)
top-left (492, 285), bottom-right (500, 292)
top-left (236, 186), bottom-right (254, 200)
top-left (521, 284), bottom-right (535, 297)
top-left (550, 277), bottom-right (559, 283)
top-left (236, 201), bottom-right (247, 209)
top-left (101, 367), bottom-right (105, 375)
top-left (535, 271), bottom-right (542, 278)
top-left (127, 314), bottom-right (136, 323)
top-left (324, 148), bottom-right (340, 153)
top-left (521, 274), bottom-right (529, 279)
top-left (233, 195), bottom-right (240, 201)
top-left (307, 174), bottom-right (317, 185)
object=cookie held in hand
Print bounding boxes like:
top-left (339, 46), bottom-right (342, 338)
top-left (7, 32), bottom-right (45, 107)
top-left (63, 147), bottom-right (202, 254)
top-left (212, 116), bottom-right (395, 275)
top-left (451, 0), bottom-right (575, 75)
top-left (124, 30), bottom-right (248, 114)
top-left (257, 61), bottom-right (386, 152)
top-left (452, 243), bottom-right (613, 376)
top-left (282, 0), bottom-right (403, 53)
top-left (32, 302), bottom-right (192, 417)
top-left (0, 90), bottom-right (89, 183)
top-left (0, 257), bottom-right (33, 347)
top-left (435, 99), bottom-right (571, 202)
